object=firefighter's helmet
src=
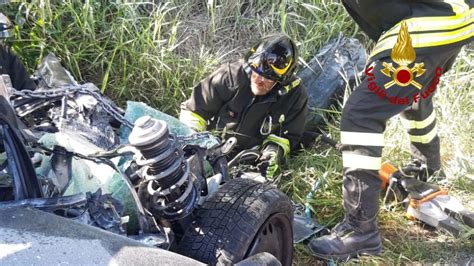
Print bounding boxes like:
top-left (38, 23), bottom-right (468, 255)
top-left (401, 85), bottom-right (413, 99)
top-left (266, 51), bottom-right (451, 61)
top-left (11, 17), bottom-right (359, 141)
top-left (245, 33), bottom-right (298, 84)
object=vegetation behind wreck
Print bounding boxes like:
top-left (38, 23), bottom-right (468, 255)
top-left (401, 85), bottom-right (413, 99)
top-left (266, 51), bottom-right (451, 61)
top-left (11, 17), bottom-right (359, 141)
top-left (3, 0), bottom-right (473, 264)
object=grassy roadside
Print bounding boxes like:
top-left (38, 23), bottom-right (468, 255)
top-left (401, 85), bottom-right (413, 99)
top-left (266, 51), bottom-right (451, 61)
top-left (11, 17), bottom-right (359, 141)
top-left (3, 0), bottom-right (473, 264)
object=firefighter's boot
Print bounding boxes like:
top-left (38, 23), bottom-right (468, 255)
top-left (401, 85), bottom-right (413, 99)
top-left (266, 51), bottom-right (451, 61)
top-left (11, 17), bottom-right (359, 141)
top-left (308, 174), bottom-right (382, 261)
top-left (402, 159), bottom-right (445, 183)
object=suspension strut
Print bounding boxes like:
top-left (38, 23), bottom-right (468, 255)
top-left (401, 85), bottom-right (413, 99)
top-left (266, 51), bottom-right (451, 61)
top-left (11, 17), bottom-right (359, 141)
top-left (129, 116), bottom-right (198, 221)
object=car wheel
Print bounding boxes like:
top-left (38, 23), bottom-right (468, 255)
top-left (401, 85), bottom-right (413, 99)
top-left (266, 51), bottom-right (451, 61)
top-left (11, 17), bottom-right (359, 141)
top-left (178, 178), bottom-right (293, 265)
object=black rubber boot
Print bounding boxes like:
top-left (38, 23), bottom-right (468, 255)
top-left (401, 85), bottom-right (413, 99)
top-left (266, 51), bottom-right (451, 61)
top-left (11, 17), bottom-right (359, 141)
top-left (308, 174), bottom-right (382, 261)
top-left (401, 159), bottom-right (445, 182)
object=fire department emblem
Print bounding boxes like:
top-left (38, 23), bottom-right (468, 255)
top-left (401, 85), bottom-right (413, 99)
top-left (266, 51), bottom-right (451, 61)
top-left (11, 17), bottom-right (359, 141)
top-left (381, 21), bottom-right (425, 90)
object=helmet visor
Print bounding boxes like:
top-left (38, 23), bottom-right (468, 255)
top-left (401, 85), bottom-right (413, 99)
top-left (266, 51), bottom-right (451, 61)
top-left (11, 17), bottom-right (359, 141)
top-left (247, 43), bottom-right (293, 82)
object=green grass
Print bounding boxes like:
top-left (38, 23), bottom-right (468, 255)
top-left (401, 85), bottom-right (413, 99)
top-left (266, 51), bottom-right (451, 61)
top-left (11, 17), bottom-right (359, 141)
top-left (3, 0), bottom-right (473, 264)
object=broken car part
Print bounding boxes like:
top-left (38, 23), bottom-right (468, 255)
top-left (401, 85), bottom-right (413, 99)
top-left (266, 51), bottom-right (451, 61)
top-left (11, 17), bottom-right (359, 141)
top-left (130, 116), bottom-right (199, 221)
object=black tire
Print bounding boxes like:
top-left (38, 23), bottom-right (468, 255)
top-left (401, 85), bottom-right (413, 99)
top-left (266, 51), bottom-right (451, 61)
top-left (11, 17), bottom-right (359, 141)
top-left (178, 178), bottom-right (293, 265)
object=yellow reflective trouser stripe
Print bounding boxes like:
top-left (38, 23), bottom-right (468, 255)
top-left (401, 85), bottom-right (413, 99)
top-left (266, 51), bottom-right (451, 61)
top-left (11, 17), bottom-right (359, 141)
top-left (179, 110), bottom-right (207, 132)
top-left (401, 112), bottom-right (436, 129)
top-left (409, 125), bottom-right (438, 144)
top-left (342, 152), bottom-right (381, 170)
top-left (340, 131), bottom-right (384, 146)
top-left (370, 8), bottom-right (474, 59)
top-left (263, 134), bottom-right (290, 156)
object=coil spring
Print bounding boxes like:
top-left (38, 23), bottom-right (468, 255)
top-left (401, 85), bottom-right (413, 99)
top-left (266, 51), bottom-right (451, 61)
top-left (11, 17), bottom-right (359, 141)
top-left (129, 116), bottom-right (197, 221)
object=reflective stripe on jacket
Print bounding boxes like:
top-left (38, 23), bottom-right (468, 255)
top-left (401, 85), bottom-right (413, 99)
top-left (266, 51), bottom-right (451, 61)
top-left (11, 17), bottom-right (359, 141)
top-left (342, 0), bottom-right (474, 60)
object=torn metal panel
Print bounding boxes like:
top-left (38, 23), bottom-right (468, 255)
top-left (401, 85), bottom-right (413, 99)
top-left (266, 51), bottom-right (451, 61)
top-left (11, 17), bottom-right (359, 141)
top-left (35, 131), bottom-right (141, 233)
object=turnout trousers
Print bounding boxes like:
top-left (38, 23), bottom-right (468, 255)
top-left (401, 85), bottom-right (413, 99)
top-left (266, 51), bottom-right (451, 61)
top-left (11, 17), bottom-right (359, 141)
top-left (340, 46), bottom-right (461, 220)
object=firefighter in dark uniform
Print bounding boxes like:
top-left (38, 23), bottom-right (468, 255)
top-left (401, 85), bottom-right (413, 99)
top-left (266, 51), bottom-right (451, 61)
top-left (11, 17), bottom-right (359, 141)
top-left (0, 12), bottom-right (36, 91)
top-left (308, 0), bottom-right (473, 260)
top-left (180, 33), bottom-right (308, 178)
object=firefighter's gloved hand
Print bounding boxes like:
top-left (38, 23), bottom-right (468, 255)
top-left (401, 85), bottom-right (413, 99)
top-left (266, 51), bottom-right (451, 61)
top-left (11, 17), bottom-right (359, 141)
top-left (258, 144), bottom-right (282, 180)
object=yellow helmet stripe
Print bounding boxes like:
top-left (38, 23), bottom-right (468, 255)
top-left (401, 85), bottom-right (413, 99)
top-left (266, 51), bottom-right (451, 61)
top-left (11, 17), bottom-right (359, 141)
top-left (270, 58), bottom-right (293, 76)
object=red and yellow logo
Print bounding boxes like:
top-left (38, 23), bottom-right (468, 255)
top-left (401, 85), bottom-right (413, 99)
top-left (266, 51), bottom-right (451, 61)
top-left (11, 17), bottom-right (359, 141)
top-left (380, 21), bottom-right (426, 90)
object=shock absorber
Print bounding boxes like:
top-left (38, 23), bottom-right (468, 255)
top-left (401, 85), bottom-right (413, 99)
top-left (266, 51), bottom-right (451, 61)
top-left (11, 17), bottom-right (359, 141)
top-left (129, 116), bottom-right (198, 221)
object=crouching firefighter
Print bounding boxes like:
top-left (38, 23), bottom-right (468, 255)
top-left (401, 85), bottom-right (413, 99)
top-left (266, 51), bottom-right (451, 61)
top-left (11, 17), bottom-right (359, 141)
top-left (308, 0), bottom-right (474, 261)
top-left (180, 33), bottom-right (308, 179)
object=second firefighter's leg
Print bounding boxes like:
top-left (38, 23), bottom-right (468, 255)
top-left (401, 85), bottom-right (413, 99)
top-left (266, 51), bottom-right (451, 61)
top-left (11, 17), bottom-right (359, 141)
top-left (399, 48), bottom-right (461, 180)
top-left (400, 98), bottom-right (441, 180)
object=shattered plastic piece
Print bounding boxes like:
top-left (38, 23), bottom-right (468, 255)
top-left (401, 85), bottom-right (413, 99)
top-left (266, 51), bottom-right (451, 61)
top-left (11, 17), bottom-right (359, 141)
top-left (33, 53), bottom-right (77, 88)
top-left (36, 131), bottom-right (140, 233)
top-left (86, 188), bottom-right (127, 234)
top-left (45, 87), bottom-right (119, 150)
top-left (298, 34), bottom-right (367, 131)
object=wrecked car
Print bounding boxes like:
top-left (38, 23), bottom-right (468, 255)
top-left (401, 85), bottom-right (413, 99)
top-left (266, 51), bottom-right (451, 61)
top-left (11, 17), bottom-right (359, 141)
top-left (0, 54), bottom-right (294, 265)
top-left (0, 35), bottom-right (368, 264)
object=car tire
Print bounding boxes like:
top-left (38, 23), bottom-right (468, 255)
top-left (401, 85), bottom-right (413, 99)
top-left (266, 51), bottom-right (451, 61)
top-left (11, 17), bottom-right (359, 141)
top-left (178, 178), bottom-right (293, 265)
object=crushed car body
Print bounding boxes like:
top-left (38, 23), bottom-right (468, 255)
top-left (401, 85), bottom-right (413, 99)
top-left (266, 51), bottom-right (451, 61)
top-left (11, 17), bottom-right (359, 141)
top-left (0, 36), bottom-right (367, 264)
top-left (0, 53), bottom-right (292, 265)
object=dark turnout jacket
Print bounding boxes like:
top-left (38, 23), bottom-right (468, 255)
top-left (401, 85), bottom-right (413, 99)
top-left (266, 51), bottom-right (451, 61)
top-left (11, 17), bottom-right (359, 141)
top-left (181, 59), bottom-right (308, 154)
top-left (342, 0), bottom-right (474, 60)
top-left (0, 44), bottom-right (35, 91)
